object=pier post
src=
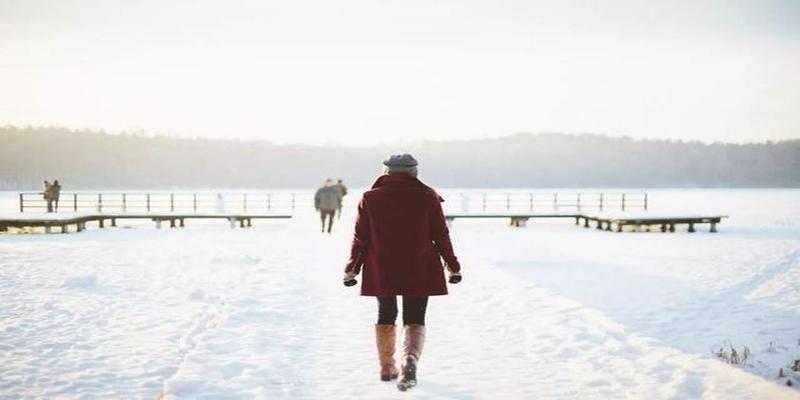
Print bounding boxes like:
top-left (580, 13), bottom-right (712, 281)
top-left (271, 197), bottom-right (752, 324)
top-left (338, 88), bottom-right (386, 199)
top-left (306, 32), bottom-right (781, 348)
top-left (669, 224), bottom-right (675, 233)
top-left (99, 219), bottom-right (105, 228)
top-left (584, 218), bottom-right (590, 228)
top-left (19, 193), bottom-right (23, 213)
top-left (155, 219), bottom-right (162, 229)
top-left (575, 217), bottom-right (580, 225)
top-left (146, 194), bottom-right (151, 212)
top-left (710, 222), bottom-right (718, 233)
top-left (661, 224), bottom-right (667, 232)
top-left (688, 223), bottom-right (695, 233)
top-left (239, 218), bottom-right (246, 228)
top-left (122, 193), bottom-right (127, 212)
top-left (180, 218), bottom-right (185, 228)
top-left (193, 194), bottom-right (197, 212)
top-left (170, 194), bottom-right (175, 212)
top-left (605, 222), bottom-right (612, 231)
top-left (621, 193), bottom-right (626, 211)
top-left (98, 194), bottom-right (103, 212)
top-left (169, 219), bottom-right (176, 228)
top-left (74, 193), bottom-right (78, 212)
top-left (599, 193), bottom-right (604, 211)
top-left (596, 219), bottom-right (603, 229)
top-left (111, 218), bottom-right (117, 227)
top-left (644, 193), bottom-right (648, 211)
top-left (616, 223), bottom-right (623, 232)
top-left (44, 225), bottom-right (52, 234)
top-left (61, 225), bottom-right (68, 234)
top-left (510, 217), bottom-right (527, 228)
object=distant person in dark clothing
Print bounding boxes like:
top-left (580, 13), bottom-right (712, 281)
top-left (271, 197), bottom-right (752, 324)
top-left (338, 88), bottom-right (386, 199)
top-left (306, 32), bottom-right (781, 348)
top-left (315, 178), bottom-right (342, 233)
top-left (42, 180), bottom-right (53, 213)
top-left (51, 180), bottom-right (62, 212)
top-left (334, 179), bottom-right (348, 219)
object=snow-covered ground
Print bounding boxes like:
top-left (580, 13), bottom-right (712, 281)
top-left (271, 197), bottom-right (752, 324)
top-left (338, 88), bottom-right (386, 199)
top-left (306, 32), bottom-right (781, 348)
top-left (1, 189), bottom-right (799, 399)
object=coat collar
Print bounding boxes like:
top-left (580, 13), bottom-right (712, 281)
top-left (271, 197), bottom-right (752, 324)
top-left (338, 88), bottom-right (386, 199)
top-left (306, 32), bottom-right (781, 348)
top-left (370, 173), bottom-right (444, 202)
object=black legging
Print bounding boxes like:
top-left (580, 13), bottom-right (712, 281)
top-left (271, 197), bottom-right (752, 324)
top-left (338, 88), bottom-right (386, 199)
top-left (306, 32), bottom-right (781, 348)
top-left (377, 296), bottom-right (429, 325)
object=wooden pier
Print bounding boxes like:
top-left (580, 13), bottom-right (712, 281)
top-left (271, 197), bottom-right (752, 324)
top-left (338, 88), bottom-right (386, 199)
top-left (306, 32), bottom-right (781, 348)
top-left (6, 191), bottom-right (725, 234)
top-left (445, 213), bottom-right (727, 232)
top-left (576, 214), bottom-right (727, 233)
top-left (0, 213), bottom-right (292, 234)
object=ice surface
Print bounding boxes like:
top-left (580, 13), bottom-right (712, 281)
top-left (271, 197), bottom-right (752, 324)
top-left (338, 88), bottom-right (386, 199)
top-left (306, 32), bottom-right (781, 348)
top-left (1, 189), bottom-right (799, 399)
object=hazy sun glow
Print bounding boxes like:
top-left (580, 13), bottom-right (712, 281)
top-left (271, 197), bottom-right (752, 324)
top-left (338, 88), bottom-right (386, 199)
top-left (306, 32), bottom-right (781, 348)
top-left (1, 0), bottom-right (798, 145)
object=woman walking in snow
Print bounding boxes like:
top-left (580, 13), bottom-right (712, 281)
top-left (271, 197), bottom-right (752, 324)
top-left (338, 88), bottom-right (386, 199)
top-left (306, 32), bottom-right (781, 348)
top-left (342, 154), bottom-right (462, 391)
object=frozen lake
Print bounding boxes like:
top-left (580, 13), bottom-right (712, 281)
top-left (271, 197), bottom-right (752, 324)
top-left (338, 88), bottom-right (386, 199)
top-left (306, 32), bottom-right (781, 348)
top-left (1, 188), bottom-right (799, 399)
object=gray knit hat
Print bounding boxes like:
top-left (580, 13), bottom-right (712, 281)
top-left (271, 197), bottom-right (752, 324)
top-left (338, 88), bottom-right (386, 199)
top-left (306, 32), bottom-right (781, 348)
top-left (383, 153), bottom-right (418, 167)
top-left (382, 153), bottom-right (419, 176)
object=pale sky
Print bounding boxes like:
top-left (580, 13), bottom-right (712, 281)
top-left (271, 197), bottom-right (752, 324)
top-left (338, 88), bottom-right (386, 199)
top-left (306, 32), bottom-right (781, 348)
top-left (1, 0), bottom-right (798, 145)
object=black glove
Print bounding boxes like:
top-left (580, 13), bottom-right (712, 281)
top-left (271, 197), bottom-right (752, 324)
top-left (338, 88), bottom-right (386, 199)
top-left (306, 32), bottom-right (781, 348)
top-left (448, 271), bottom-right (462, 284)
top-left (343, 272), bottom-right (358, 287)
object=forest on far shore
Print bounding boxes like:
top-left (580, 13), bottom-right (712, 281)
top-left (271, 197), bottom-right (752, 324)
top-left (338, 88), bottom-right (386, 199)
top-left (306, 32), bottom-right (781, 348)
top-left (1, 126), bottom-right (798, 189)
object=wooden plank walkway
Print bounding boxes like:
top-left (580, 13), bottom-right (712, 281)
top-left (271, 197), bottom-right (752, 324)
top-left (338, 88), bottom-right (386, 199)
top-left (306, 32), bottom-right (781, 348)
top-left (445, 214), bottom-right (582, 227)
top-left (0, 213), bottom-right (292, 234)
top-left (445, 213), bottom-right (728, 232)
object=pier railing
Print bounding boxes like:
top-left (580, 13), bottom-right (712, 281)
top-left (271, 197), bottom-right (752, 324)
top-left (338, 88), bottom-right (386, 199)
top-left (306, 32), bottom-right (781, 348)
top-left (19, 192), bottom-right (313, 213)
top-left (19, 191), bottom-right (647, 213)
top-left (460, 192), bottom-right (647, 212)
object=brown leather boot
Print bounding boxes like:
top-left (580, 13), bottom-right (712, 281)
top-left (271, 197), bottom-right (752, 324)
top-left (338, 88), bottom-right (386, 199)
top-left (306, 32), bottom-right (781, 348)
top-left (397, 324), bottom-right (425, 391)
top-left (375, 324), bottom-right (399, 381)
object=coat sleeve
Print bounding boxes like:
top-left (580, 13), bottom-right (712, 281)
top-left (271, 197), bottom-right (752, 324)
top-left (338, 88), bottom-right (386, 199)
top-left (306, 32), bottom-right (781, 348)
top-left (429, 193), bottom-right (461, 273)
top-left (314, 189), bottom-right (321, 210)
top-left (344, 196), bottom-right (370, 275)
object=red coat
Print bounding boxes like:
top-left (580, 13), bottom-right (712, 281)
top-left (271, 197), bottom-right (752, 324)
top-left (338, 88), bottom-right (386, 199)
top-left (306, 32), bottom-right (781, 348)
top-left (344, 173), bottom-right (461, 296)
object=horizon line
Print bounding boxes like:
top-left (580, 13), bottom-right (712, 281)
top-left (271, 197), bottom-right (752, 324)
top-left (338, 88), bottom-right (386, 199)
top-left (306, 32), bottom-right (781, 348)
top-left (2, 123), bottom-right (799, 147)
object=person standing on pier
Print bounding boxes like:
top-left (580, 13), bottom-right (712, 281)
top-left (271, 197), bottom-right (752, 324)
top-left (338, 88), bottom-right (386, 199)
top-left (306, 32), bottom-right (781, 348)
top-left (42, 180), bottom-right (53, 213)
top-left (51, 180), bottom-right (62, 212)
top-left (334, 179), bottom-right (348, 219)
top-left (315, 178), bottom-right (341, 233)
top-left (342, 153), bottom-right (462, 392)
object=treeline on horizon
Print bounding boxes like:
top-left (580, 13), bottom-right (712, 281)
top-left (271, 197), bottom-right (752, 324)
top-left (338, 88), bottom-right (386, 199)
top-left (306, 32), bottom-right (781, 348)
top-left (1, 125), bottom-right (798, 189)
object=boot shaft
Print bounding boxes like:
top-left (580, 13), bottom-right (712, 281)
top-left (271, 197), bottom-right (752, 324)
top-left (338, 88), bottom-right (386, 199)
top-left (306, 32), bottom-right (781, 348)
top-left (402, 324), bottom-right (426, 362)
top-left (375, 324), bottom-right (397, 366)
top-left (375, 324), bottom-right (399, 381)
